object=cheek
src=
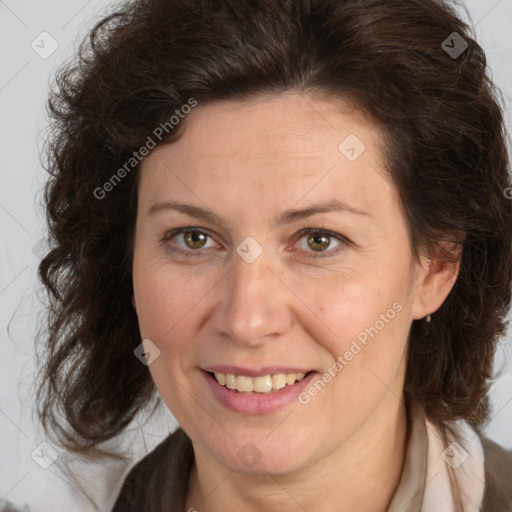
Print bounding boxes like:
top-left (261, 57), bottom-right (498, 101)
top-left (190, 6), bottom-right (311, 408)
top-left (297, 268), bottom-right (408, 346)
top-left (300, 273), bottom-right (410, 396)
top-left (133, 257), bottom-right (213, 344)
top-left (132, 260), bottom-right (212, 417)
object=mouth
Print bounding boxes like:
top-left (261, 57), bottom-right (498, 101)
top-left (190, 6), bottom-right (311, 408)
top-left (202, 368), bottom-right (318, 414)
top-left (209, 371), bottom-right (312, 394)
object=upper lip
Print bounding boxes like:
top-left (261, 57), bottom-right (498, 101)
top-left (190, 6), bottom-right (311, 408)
top-left (203, 365), bottom-right (313, 377)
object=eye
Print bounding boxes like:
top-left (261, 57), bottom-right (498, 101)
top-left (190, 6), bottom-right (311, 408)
top-left (293, 228), bottom-right (348, 258)
top-left (160, 227), bottom-right (217, 257)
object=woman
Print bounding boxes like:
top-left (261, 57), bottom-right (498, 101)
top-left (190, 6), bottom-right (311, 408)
top-left (36, 0), bottom-right (512, 510)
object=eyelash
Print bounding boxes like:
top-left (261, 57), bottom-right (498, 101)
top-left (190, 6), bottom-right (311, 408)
top-left (159, 227), bottom-right (350, 259)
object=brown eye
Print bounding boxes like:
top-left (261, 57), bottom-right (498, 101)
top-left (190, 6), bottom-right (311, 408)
top-left (183, 230), bottom-right (208, 249)
top-left (160, 227), bottom-right (217, 257)
top-left (293, 228), bottom-right (348, 258)
top-left (307, 233), bottom-right (331, 252)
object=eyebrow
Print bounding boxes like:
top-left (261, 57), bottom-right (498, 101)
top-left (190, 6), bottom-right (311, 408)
top-left (146, 199), bottom-right (371, 228)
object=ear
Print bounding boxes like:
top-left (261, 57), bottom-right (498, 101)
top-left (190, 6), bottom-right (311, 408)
top-left (132, 293), bottom-right (137, 309)
top-left (411, 243), bottom-right (461, 320)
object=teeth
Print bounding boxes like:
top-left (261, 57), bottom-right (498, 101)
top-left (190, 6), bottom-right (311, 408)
top-left (253, 375), bottom-right (273, 393)
top-left (272, 373), bottom-right (287, 390)
top-left (212, 371), bottom-right (307, 394)
top-left (225, 374), bottom-right (236, 390)
top-left (286, 374), bottom-right (297, 385)
top-left (236, 375), bottom-right (254, 392)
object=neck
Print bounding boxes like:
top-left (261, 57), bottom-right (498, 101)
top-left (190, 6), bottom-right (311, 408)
top-left (186, 395), bottom-right (409, 512)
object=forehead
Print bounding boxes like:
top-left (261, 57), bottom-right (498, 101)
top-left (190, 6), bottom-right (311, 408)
top-left (137, 92), bottom-right (397, 229)
top-left (167, 93), bottom-right (380, 160)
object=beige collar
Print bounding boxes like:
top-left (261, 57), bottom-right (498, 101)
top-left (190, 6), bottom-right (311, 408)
top-left (387, 403), bottom-right (485, 512)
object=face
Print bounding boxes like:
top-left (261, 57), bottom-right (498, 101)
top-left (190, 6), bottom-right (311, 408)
top-left (132, 92), bottom-right (443, 475)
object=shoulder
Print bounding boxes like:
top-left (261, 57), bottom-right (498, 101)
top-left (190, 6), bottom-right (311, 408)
top-left (481, 435), bottom-right (512, 512)
top-left (111, 427), bottom-right (194, 512)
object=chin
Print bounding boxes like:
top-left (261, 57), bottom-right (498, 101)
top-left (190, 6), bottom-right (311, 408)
top-left (210, 436), bottom-right (311, 475)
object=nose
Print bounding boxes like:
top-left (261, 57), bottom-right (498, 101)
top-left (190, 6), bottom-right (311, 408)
top-left (211, 249), bottom-right (293, 347)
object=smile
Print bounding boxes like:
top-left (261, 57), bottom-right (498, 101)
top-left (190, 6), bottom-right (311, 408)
top-left (212, 371), bottom-right (307, 394)
top-left (202, 369), bottom-right (317, 414)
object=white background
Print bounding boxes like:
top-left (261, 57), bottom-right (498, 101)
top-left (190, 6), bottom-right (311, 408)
top-left (1, 0), bottom-right (511, 510)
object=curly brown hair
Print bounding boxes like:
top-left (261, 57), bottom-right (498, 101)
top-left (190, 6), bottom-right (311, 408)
top-left (36, 0), bottom-right (512, 457)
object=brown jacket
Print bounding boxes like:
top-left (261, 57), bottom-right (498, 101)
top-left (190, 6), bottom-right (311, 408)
top-left (112, 427), bottom-right (512, 511)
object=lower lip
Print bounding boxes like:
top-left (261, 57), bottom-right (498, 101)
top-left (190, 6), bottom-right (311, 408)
top-left (202, 370), bottom-right (318, 415)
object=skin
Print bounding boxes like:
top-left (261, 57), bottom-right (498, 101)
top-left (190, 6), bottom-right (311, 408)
top-left (131, 92), bottom-right (459, 512)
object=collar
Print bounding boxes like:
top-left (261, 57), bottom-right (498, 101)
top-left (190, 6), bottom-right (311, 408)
top-left (386, 401), bottom-right (485, 512)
